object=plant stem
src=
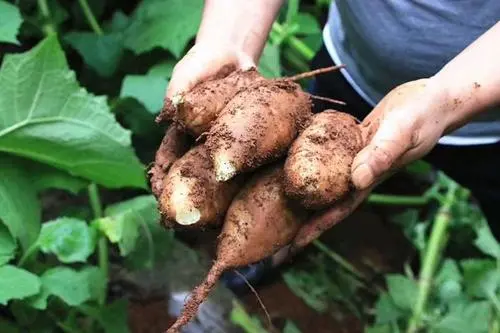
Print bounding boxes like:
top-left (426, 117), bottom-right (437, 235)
top-left (272, 22), bottom-right (315, 61)
top-left (77, 0), bottom-right (103, 35)
top-left (87, 183), bottom-right (108, 306)
top-left (312, 240), bottom-right (368, 283)
top-left (37, 0), bottom-right (56, 35)
top-left (367, 193), bottom-right (429, 206)
top-left (406, 182), bottom-right (458, 333)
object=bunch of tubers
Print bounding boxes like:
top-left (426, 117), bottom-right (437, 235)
top-left (149, 66), bottom-right (368, 332)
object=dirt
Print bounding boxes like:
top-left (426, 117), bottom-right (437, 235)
top-left (128, 298), bottom-right (175, 333)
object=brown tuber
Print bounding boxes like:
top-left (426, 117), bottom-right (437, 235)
top-left (159, 68), bottom-right (263, 137)
top-left (206, 79), bottom-right (312, 182)
top-left (284, 110), bottom-right (364, 209)
top-left (165, 164), bottom-right (307, 332)
top-left (159, 144), bottom-right (243, 227)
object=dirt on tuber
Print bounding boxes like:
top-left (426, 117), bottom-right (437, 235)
top-left (284, 110), bottom-right (364, 209)
top-left (159, 68), bottom-right (263, 137)
top-left (165, 164), bottom-right (307, 333)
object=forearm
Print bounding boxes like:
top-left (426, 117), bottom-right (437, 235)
top-left (432, 22), bottom-right (500, 132)
top-left (196, 0), bottom-right (285, 62)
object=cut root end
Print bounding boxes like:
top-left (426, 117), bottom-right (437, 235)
top-left (175, 206), bottom-right (201, 226)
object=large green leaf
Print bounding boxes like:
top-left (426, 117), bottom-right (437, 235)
top-left (37, 217), bottom-right (96, 263)
top-left (0, 36), bottom-right (146, 189)
top-left (0, 1), bottom-right (23, 44)
top-left (0, 265), bottom-right (41, 305)
top-left (120, 74), bottom-right (168, 113)
top-left (27, 162), bottom-right (88, 194)
top-left (82, 299), bottom-right (130, 333)
top-left (124, 0), bottom-right (203, 57)
top-left (433, 301), bottom-right (491, 333)
top-left (461, 259), bottom-right (500, 299)
top-left (0, 156), bottom-right (41, 249)
top-left (0, 223), bottom-right (16, 266)
top-left (65, 32), bottom-right (124, 77)
top-left (386, 274), bottom-right (418, 311)
top-left (474, 224), bottom-right (500, 259)
top-left (374, 292), bottom-right (404, 324)
top-left (28, 267), bottom-right (91, 309)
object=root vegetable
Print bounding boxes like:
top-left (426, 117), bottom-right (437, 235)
top-left (159, 144), bottom-right (243, 227)
top-left (284, 110), bottom-right (364, 209)
top-left (165, 164), bottom-right (307, 333)
top-left (148, 125), bottom-right (191, 198)
top-left (206, 79), bottom-right (312, 182)
top-left (159, 68), bottom-right (263, 137)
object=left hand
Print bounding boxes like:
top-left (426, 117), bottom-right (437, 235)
top-left (293, 77), bottom-right (454, 248)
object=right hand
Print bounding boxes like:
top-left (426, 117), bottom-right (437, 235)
top-left (166, 42), bottom-right (256, 99)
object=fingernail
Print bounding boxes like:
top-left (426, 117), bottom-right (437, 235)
top-left (352, 164), bottom-right (374, 189)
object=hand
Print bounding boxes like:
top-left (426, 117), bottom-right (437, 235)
top-left (166, 42), bottom-right (256, 99)
top-left (293, 77), bottom-right (453, 248)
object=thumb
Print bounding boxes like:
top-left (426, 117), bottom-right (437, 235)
top-left (351, 115), bottom-right (414, 190)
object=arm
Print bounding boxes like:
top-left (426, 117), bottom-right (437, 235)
top-left (352, 22), bottom-right (500, 190)
top-left (196, 0), bottom-right (285, 63)
top-left (166, 0), bottom-right (285, 97)
top-left (433, 21), bottom-right (500, 132)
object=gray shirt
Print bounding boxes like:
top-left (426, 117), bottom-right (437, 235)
top-left (325, 0), bottom-right (500, 145)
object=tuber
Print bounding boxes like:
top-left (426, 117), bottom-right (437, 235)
top-left (159, 68), bottom-right (263, 137)
top-left (148, 125), bottom-right (191, 199)
top-left (206, 79), bottom-right (312, 182)
top-left (165, 164), bottom-right (307, 332)
top-left (158, 144), bottom-right (243, 227)
top-left (284, 110), bottom-right (364, 209)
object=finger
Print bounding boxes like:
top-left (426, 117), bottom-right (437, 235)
top-left (352, 114), bottom-right (414, 190)
top-left (291, 187), bottom-right (372, 250)
top-left (166, 49), bottom-right (240, 98)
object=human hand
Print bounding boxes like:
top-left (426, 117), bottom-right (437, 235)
top-left (293, 78), bottom-right (453, 248)
top-left (166, 42), bottom-right (256, 100)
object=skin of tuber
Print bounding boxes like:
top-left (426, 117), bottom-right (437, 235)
top-left (206, 79), bottom-right (312, 182)
top-left (159, 144), bottom-right (243, 227)
top-left (159, 68), bottom-right (263, 137)
top-left (165, 163), bottom-right (307, 333)
top-left (284, 110), bottom-right (365, 209)
top-left (148, 125), bottom-right (192, 199)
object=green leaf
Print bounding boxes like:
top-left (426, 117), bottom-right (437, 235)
top-left (28, 267), bottom-right (91, 309)
top-left (25, 161), bottom-right (87, 194)
top-left (0, 36), bottom-right (146, 189)
top-left (474, 223), bottom-right (500, 259)
top-left (94, 215), bottom-right (139, 256)
top-left (433, 301), bottom-right (491, 333)
top-left (0, 223), bottom-right (16, 266)
top-left (386, 274), bottom-right (418, 311)
top-left (65, 32), bottom-right (124, 78)
top-left (461, 259), bottom-right (500, 299)
top-left (294, 13), bottom-right (321, 35)
top-left (230, 300), bottom-right (269, 333)
top-left (258, 42), bottom-right (282, 78)
top-left (0, 156), bottom-right (41, 250)
top-left (282, 269), bottom-right (328, 313)
top-left (147, 60), bottom-right (176, 79)
top-left (365, 324), bottom-right (392, 333)
top-left (124, 0), bottom-right (203, 57)
top-left (436, 260), bottom-right (462, 304)
top-left (283, 320), bottom-right (302, 333)
top-left (0, 265), bottom-right (41, 305)
top-left (37, 217), bottom-right (96, 263)
top-left (0, 1), bottom-right (23, 44)
top-left (120, 74), bottom-right (168, 113)
top-left (80, 266), bottom-right (106, 302)
top-left (82, 299), bottom-right (130, 333)
top-left (374, 292), bottom-right (404, 324)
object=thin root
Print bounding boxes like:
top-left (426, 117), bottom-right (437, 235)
top-left (287, 64), bottom-right (345, 81)
top-left (309, 94), bottom-right (346, 106)
top-left (233, 270), bottom-right (273, 330)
